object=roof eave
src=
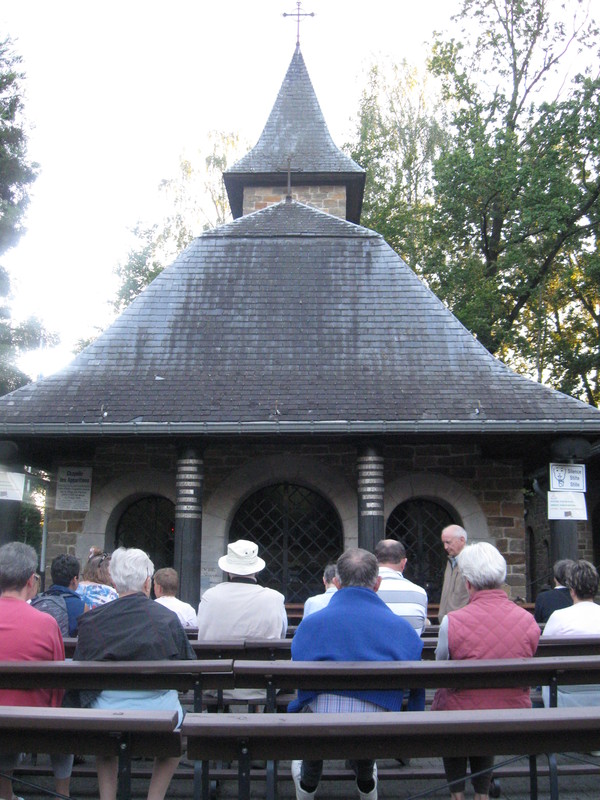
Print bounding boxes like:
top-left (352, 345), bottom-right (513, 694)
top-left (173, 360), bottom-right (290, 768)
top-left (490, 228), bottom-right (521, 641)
top-left (2, 420), bottom-right (600, 437)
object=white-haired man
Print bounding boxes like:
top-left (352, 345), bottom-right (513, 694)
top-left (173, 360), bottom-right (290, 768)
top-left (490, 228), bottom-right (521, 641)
top-left (438, 524), bottom-right (469, 623)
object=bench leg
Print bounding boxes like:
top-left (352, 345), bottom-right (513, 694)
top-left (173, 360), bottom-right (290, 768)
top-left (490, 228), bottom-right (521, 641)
top-left (547, 753), bottom-right (559, 800)
top-left (116, 740), bottom-right (132, 800)
top-left (266, 758), bottom-right (278, 800)
top-left (529, 755), bottom-right (538, 800)
top-left (238, 740), bottom-right (251, 800)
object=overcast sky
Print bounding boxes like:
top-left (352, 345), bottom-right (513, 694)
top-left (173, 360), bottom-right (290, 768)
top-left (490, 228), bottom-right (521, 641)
top-left (1, 0), bottom-right (456, 377)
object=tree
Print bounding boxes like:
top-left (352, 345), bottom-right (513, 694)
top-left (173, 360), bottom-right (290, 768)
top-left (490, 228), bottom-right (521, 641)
top-left (423, 0), bottom-right (600, 405)
top-left (348, 0), bottom-right (600, 406)
top-left (0, 37), bottom-right (56, 394)
top-left (347, 61), bottom-right (448, 268)
top-left (114, 131), bottom-right (242, 312)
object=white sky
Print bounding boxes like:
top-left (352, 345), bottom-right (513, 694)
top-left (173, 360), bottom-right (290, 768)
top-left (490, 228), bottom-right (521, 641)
top-left (0, 0), bottom-right (456, 377)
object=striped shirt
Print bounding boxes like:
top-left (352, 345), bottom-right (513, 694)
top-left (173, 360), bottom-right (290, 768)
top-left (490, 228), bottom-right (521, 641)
top-left (377, 567), bottom-right (428, 635)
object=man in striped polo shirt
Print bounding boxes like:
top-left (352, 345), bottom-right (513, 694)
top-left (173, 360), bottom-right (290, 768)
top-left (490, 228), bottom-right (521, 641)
top-left (375, 539), bottom-right (428, 635)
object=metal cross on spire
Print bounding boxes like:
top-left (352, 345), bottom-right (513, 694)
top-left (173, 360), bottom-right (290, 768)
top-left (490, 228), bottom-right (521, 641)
top-left (283, 1), bottom-right (315, 48)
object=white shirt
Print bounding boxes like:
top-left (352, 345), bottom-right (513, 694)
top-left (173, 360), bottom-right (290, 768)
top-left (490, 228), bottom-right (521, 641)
top-left (155, 595), bottom-right (197, 627)
top-left (303, 586), bottom-right (337, 617)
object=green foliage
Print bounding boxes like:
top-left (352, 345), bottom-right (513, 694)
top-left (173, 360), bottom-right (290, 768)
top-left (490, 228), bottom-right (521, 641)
top-left (0, 37), bottom-right (37, 256)
top-left (114, 131), bottom-right (242, 312)
top-left (348, 0), bottom-right (600, 406)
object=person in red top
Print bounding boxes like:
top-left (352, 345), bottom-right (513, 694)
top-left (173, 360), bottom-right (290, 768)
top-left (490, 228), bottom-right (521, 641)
top-left (432, 542), bottom-right (540, 800)
top-left (0, 541), bottom-right (71, 800)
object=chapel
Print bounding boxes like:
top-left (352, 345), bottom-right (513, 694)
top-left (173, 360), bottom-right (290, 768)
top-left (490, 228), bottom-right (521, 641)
top-left (0, 45), bottom-right (599, 607)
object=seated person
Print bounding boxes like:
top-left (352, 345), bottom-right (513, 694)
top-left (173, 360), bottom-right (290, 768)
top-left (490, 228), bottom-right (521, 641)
top-left (76, 548), bottom-right (118, 608)
top-left (433, 543), bottom-right (540, 800)
top-left (534, 559), bottom-right (574, 624)
top-left (74, 547), bottom-right (196, 800)
top-left (32, 553), bottom-right (86, 636)
top-left (0, 542), bottom-right (73, 800)
top-left (542, 560), bottom-right (600, 707)
top-left (153, 567), bottom-right (197, 627)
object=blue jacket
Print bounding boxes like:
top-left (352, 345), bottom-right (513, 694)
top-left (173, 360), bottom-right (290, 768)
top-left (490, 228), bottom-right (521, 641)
top-left (288, 586), bottom-right (423, 712)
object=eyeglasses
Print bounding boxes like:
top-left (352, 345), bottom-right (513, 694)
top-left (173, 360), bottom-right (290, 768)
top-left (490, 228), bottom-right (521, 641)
top-left (33, 573), bottom-right (40, 583)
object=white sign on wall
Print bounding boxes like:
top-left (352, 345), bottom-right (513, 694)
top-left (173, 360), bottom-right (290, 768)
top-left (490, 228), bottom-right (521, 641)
top-left (547, 491), bottom-right (587, 521)
top-left (0, 470), bottom-right (25, 501)
top-left (549, 463), bottom-right (586, 492)
top-left (55, 467), bottom-right (92, 511)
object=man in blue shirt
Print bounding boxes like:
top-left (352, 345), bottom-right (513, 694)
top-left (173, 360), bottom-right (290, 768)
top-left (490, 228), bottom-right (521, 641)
top-left (40, 554), bottom-right (85, 636)
top-left (289, 548), bottom-right (423, 800)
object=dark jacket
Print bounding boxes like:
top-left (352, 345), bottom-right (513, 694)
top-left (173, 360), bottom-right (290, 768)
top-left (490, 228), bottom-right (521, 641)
top-left (534, 586), bottom-right (572, 625)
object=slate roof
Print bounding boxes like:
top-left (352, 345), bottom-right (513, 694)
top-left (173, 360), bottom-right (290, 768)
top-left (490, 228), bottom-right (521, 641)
top-left (223, 47), bottom-right (365, 222)
top-left (1, 200), bottom-right (599, 438)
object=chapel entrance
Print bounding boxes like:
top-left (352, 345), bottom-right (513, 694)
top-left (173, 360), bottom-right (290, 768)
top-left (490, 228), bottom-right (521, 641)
top-left (229, 483), bottom-right (343, 603)
top-left (115, 495), bottom-right (175, 570)
top-left (385, 498), bottom-right (457, 603)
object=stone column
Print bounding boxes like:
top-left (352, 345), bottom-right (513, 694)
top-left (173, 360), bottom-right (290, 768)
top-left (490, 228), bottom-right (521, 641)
top-left (549, 438), bottom-right (591, 563)
top-left (357, 447), bottom-right (384, 552)
top-left (174, 448), bottom-right (203, 608)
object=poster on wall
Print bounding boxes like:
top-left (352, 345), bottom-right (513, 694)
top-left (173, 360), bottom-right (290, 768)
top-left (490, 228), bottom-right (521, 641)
top-left (549, 463), bottom-right (586, 492)
top-left (0, 470), bottom-right (25, 501)
top-left (547, 490), bottom-right (587, 521)
top-left (55, 467), bottom-right (92, 511)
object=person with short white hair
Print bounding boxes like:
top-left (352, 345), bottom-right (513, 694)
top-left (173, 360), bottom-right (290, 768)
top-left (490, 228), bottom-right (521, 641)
top-left (433, 542), bottom-right (540, 800)
top-left (438, 525), bottom-right (469, 622)
top-left (75, 547), bottom-right (195, 800)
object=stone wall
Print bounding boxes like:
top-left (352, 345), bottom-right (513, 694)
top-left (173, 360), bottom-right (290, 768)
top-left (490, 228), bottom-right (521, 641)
top-left (43, 438), bottom-right (528, 597)
top-left (243, 186), bottom-right (346, 218)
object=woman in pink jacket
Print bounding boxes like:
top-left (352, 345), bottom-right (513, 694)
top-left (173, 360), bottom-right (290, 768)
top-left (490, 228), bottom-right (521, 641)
top-left (432, 542), bottom-right (540, 800)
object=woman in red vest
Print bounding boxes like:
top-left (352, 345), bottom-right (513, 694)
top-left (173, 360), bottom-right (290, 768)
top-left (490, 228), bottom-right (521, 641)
top-left (432, 542), bottom-right (540, 800)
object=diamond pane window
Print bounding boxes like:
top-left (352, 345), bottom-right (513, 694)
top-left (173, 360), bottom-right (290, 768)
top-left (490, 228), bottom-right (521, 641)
top-left (229, 483), bottom-right (343, 603)
top-left (116, 496), bottom-right (175, 571)
top-left (385, 499), bottom-right (457, 603)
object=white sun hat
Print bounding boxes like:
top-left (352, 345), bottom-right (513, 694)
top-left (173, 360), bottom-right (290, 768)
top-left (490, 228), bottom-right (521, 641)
top-left (218, 539), bottom-right (266, 575)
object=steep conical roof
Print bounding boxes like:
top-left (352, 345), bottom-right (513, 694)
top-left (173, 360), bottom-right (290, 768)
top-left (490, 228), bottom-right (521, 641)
top-left (224, 47), bottom-right (365, 222)
top-left (1, 200), bottom-right (599, 452)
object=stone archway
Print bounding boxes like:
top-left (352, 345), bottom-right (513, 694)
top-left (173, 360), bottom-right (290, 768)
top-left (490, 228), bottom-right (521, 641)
top-left (80, 469), bottom-right (175, 565)
top-left (201, 455), bottom-right (356, 593)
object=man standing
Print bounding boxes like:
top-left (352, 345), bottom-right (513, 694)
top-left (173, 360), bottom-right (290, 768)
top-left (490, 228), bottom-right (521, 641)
top-left (303, 563), bottom-right (337, 617)
top-left (438, 525), bottom-right (469, 623)
top-left (154, 567), bottom-right (197, 627)
top-left (534, 559), bottom-right (574, 624)
top-left (289, 548), bottom-right (423, 800)
top-left (0, 542), bottom-right (72, 800)
top-left (375, 539), bottom-right (428, 634)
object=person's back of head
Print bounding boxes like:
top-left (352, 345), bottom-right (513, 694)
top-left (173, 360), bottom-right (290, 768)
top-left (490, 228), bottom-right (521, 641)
top-left (374, 539), bottom-right (406, 565)
top-left (0, 541), bottom-right (37, 592)
top-left (154, 567), bottom-right (178, 596)
top-left (322, 563), bottom-right (337, 585)
top-left (336, 548), bottom-right (379, 590)
top-left (109, 547), bottom-right (154, 595)
top-left (568, 560), bottom-right (599, 600)
top-left (50, 553), bottom-right (80, 587)
top-left (553, 559), bottom-right (574, 588)
top-left (82, 552), bottom-right (113, 585)
top-left (456, 542), bottom-right (506, 591)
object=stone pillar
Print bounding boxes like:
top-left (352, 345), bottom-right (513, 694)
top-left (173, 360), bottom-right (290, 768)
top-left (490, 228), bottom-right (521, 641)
top-left (357, 447), bottom-right (384, 552)
top-left (0, 441), bottom-right (23, 547)
top-left (174, 448), bottom-right (203, 608)
top-left (549, 438), bottom-right (591, 563)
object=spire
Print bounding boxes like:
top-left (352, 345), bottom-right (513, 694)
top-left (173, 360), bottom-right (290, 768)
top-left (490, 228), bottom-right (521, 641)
top-left (224, 48), bottom-right (365, 222)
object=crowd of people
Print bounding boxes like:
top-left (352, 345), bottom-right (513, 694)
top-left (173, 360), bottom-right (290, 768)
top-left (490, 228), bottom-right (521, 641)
top-left (0, 528), bottom-right (597, 800)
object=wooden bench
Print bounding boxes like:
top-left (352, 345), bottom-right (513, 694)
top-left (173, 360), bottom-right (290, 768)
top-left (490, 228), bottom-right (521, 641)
top-left (0, 706), bottom-right (179, 800)
top-left (183, 706), bottom-right (600, 800)
top-left (0, 660), bottom-right (234, 800)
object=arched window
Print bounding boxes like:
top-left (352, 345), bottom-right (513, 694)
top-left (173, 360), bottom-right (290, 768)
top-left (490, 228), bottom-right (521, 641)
top-left (115, 495), bottom-right (175, 570)
top-left (385, 498), bottom-right (458, 602)
top-left (229, 483), bottom-right (343, 603)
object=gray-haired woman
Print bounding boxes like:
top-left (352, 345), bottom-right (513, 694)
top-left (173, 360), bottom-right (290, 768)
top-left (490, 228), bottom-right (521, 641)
top-left (74, 547), bottom-right (195, 800)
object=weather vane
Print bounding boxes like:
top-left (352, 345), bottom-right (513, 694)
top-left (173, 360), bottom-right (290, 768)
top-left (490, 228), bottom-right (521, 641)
top-left (283, 1), bottom-right (315, 48)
